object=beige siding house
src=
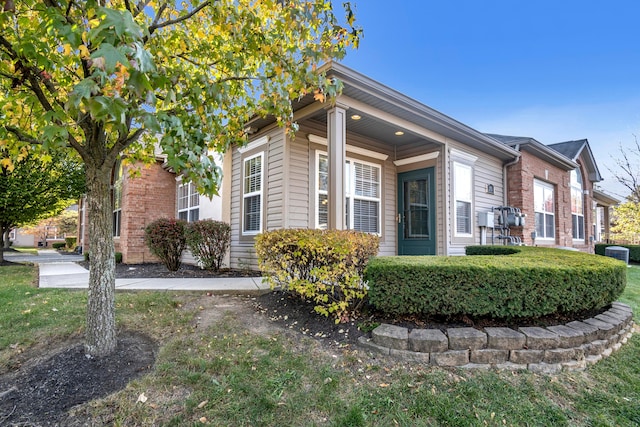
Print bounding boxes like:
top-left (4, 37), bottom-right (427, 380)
top-left (224, 63), bottom-right (520, 268)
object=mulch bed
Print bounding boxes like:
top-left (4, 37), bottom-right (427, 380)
top-left (77, 261), bottom-right (262, 279)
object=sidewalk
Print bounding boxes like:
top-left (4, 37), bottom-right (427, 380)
top-left (5, 250), bottom-right (269, 294)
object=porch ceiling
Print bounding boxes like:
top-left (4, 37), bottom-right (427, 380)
top-left (306, 107), bottom-right (440, 152)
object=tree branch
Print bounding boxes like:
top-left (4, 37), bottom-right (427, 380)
top-left (5, 126), bottom-right (43, 145)
top-left (146, 1), bottom-right (210, 38)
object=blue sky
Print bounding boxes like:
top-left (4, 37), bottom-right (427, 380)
top-left (340, 0), bottom-right (640, 199)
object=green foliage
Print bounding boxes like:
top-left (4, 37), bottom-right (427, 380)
top-left (144, 218), bottom-right (187, 272)
top-left (595, 243), bottom-right (640, 262)
top-left (65, 237), bottom-right (77, 249)
top-left (256, 229), bottom-right (379, 322)
top-left (52, 242), bottom-right (66, 250)
top-left (0, 151), bottom-right (84, 235)
top-left (464, 245), bottom-right (520, 256)
top-left (184, 220), bottom-right (231, 271)
top-left (611, 201), bottom-right (640, 240)
top-left (366, 247), bottom-right (627, 319)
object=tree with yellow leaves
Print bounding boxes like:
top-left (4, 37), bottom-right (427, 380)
top-left (0, 0), bottom-right (360, 356)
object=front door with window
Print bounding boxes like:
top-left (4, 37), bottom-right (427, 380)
top-left (397, 168), bottom-right (436, 255)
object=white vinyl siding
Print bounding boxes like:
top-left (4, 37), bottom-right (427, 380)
top-left (534, 179), bottom-right (555, 240)
top-left (453, 162), bottom-right (473, 236)
top-left (178, 182), bottom-right (200, 222)
top-left (570, 169), bottom-right (585, 240)
top-left (242, 153), bottom-right (263, 234)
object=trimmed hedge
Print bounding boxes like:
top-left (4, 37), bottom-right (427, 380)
top-left (595, 243), bottom-right (640, 263)
top-left (256, 229), bottom-right (379, 322)
top-left (52, 242), bottom-right (66, 250)
top-left (366, 246), bottom-right (626, 319)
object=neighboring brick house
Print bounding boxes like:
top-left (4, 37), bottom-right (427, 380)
top-left (78, 154), bottom-right (224, 264)
top-left (488, 134), bottom-right (615, 250)
top-left (78, 157), bottom-right (177, 263)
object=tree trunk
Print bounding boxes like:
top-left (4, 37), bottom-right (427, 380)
top-left (84, 164), bottom-right (117, 357)
top-left (2, 226), bottom-right (10, 250)
top-left (0, 225), bottom-right (7, 263)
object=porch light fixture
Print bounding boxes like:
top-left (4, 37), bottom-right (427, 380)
top-left (350, 114), bottom-right (361, 120)
top-left (395, 131), bottom-right (404, 136)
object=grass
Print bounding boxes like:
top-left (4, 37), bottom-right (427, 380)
top-left (1, 263), bottom-right (639, 426)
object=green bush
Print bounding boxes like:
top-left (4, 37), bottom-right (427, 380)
top-left (52, 242), bottom-right (66, 250)
top-left (256, 229), bottom-right (379, 322)
top-left (185, 220), bottom-right (231, 271)
top-left (465, 245), bottom-right (519, 256)
top-left (144, 218), bottom-right (187, 271)
top-left (366, 246), bottom-right (627, 320)
top-left (65, 237), bottom-right (77, 249)
top-left (595, 243), bottom-right (640, 263)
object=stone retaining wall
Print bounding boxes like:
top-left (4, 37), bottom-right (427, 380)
top-left (357, 302), bottom-right (635, 373)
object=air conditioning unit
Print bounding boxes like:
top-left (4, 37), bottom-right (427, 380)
top-left (604, 246), bottom-right (629, 264)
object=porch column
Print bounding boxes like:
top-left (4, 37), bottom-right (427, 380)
top-left (327, 105), bottom-right (347, 230)
top-left (603, 206), bottom-right (611, 242)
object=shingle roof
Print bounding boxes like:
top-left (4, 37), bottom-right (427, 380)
top-left (547, 140), bottom-right (587, 161)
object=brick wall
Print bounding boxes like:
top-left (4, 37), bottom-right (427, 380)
top-left (506, 151), bottom-right (594, 252)
top-left (118, 161), bottom-right (176, 264)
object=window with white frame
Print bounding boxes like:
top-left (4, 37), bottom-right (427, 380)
top-left (534, 179), bottom-right (555, 239)
top-left (317, 153), bottom-right (381, 234)
top-left (242, 153), bottom-right (263, 234)
top-left (112, 161), bottom-right (123, 237)
top-left (178, 181), bottom-right (200, 222)
top-left (570, 168), bottom-right (585, 240)
top-left (453, 162), bottom-right (473, 236)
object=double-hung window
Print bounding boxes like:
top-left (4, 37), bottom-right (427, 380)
top-left (453, 162), bottom-right (473, 236)
top-left (317, 153), bottom-right (381, 234)
top-left (178, 181), bottom-right (200, 222)
top-left (534, 179), bottom-right (555, 239)
top-left (570, 169), bottom-right (585, 240)
top-left (242, 153), bottom-right (263, 234)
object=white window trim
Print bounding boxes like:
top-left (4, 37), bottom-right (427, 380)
top-left (452, 161), bottom-right (473, 237)
top-left (238, 136), bottom-right (269, 154)
top-left (308, 134), bottom-right (389, 161)
top-left (534, 179), bottom-right (555, 240)
top-left (316, 150), bottom-right (382, 235)
top-left (178, 181), bottom-right (200, 222)
top-left (570, 169), bottom-right (585, 241)
top-left (316, 151), bottom-right (328, 230)
top-left (242, 152), bottom-right (264, 235)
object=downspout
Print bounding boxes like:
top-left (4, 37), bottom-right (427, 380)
top-left (503, 146), bottom-right (521, 206)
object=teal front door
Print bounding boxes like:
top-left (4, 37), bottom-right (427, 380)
top-left (397, 168), bottom-right (436, 255)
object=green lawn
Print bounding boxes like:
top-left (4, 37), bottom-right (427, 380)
top-left (1, 263), bottom-right (638, 426)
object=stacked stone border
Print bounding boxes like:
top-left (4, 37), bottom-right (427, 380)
top-left (357, 302), bottom-right (635, 374)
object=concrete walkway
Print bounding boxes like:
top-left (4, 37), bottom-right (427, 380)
top-left (4, 249), bottom-right (269, 294)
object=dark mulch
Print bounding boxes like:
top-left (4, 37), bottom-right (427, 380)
top-left (76, 261), bottom-right (262, 279)
top-left (254, 290), bottom-right (610, 348)
top-left (0, 331), bottom-right (156, 427)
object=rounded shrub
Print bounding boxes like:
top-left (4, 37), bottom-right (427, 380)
top-left (366, 246), bottom-right (627, 319)
top-left (185, 220), bottom-right (231, 271)
top-left (144, 218), bottom-right (187, 271)
top-left (256, 229), bottom-right (379, 322)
